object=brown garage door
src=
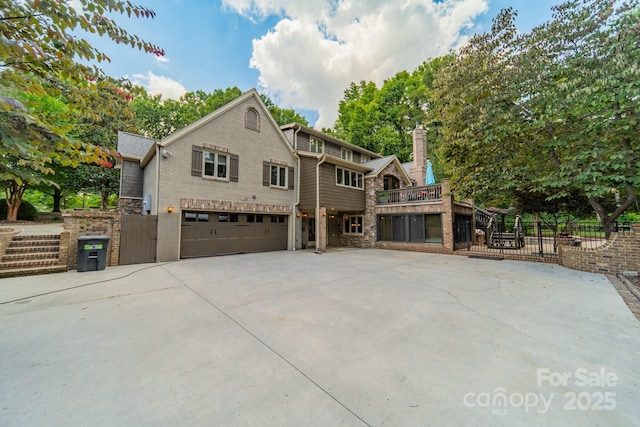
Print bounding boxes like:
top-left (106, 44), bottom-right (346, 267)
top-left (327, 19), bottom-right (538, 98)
top-left (180, 212), bottom-right (288, 258)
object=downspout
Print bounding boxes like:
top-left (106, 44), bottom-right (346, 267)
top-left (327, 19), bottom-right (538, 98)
top-left (315, 154), bottom-right (326, 254)
top-left (155, 143), bottom-right (161, 215)
top-left (292, 126), bottom-right (302, 250)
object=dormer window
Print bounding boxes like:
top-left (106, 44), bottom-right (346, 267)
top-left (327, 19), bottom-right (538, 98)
top-left (310, 137), bottom-right (324, 153)
top-left (341, 147), bottom-right (353, 162)
top-left (245, 107), bottom-right (260, 131)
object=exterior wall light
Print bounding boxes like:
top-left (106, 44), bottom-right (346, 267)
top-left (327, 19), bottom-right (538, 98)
top-left (167, 206), bottom-right (174, 213)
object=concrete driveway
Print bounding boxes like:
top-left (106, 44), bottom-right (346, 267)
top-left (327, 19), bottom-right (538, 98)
top-left (1, 249), bottom-right (639, 426)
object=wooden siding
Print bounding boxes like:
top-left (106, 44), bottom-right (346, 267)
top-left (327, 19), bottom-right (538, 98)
top-left (298, 158), bottom-right (365, 212)
top-left (319, 163), bottom-right (365, 211)
top-left (121, 160), bottom-right (143, 197)
top-left (324, 141), bottom-right (341, 157)
top-left (297, 132), bottom-right (310, 151)
top-left (282, 128), bottom-right (294, 145)
top-left (299, 156), bottom-right (317, 210)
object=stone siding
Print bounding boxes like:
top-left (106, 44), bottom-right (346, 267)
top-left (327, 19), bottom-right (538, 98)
top-left (559, 224), bottom-right (640, 274)
top-left (118, 197), bottom-right (143, 215)
top-left (62, 211), bottom-right (121, 270)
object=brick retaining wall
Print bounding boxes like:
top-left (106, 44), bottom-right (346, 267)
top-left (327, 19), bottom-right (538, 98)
top-left (559, 224), bottom-right (639, 274)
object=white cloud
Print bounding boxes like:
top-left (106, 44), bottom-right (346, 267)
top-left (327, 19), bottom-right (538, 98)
top-left (155, 56), bottom-right (170, 65)
top-left (223, 0), bottom-right (489, 128)
top-left (131, 71), bottom-right (186, 100)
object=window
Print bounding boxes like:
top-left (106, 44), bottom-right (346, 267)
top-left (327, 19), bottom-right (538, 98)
top-left (248, 214), bottom-right (264, 223)
top-left (336, 167), bottom-right (363, 189)
top-left (377, 214), bottom-right (442, 244)
top-left (310, 137), bottom-right (324, 153)
top-left (204, 151), bottom-right (228, 180)
top-left (271, 165), bottom-right (287, 188)
top-left (264, 161), bottom-right (293, 189)
top-left (384, 175), bottom-right (400, 190)
top-left (361, 155), bottom-right (370, 163)
top-left (341, 147), bottom-right (353, 162)
top-left (344, 215), bottom-right (363, 234)
top-left (271, 215), bottom-right (285, 224)
top-left (245, 107), bottom-right (260, 131)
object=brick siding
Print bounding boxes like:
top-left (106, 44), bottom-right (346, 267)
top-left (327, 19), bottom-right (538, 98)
top-left (62, 211), bottom-right (121, 270)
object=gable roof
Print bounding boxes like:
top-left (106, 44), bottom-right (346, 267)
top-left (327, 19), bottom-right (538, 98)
top-left (281, 122), bottom-right (381, 160)
top-left (364, 155), bottom-right (412, 184)
top-left (117, 131), bottom-right (156, 160)
top-left (401, 161), bottom-right (412, 178)
top-left (159, 89), bottom-right (294, 157)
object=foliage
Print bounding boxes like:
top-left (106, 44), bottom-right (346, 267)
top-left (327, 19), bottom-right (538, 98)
top-left (69, 77), bottom-right (139, 208)
top-left (0, 0), bottom-right (162, 219)
top-left (0, 199), bottom-right (38, 221)
top-left (433, 0), bottom-right (640, 236)
top-left (132, 87), bottom-right (309, 140)
top-left (260, 95), bottom-right (309, 127)
top-left (328, 57), bottom-right (451, 169)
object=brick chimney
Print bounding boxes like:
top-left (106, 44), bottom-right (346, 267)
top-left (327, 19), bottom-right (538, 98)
top-left (410, 125), bottom-right (426, 185)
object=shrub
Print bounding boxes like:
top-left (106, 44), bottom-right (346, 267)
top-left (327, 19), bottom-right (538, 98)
top-left (0, 199), bottom-right (39, 221)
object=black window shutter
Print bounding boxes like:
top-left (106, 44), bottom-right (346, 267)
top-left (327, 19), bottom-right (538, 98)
top-left (263, 161), bottom-right (270, 186)
top-left (230, 154), bottom-right (239, 182)
top-left (191, 145), bottom-right (203, 176)
top-left (288, 167), bottom-right (294, 190)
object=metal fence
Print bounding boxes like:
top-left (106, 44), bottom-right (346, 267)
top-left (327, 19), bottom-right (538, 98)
top-left (454, 220), bottom-right (635, 260)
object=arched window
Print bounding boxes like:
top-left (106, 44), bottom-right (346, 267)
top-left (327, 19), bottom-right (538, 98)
top-left (383, 175), bottom-right (400, 190)
top-left (245, 107), bottom-right (260, 131)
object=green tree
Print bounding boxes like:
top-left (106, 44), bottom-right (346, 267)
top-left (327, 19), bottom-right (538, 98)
top-left (433, 1), bottom-right (639, 236)
top-left (132, 87), bottom-right (308, 139)
top-left (329, 58), bottom-right (449, 165)
top-left (1, 0), bottom-right (162, 219)
top-left (260, 95), bottom-right (309, 127)
top-left (70, 77), bottom-right (139, 209)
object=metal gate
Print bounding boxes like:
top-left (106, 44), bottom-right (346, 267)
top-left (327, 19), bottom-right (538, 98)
top-left (453, 220), bottom-right (630, 261)
top-left (119, 215), bottom-right (157, 265)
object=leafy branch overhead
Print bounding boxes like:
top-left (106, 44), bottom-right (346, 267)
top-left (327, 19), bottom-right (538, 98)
top-left (432, 0), bottom-right (639, 236)
top-left (0, 0), bottom-right (162, 219)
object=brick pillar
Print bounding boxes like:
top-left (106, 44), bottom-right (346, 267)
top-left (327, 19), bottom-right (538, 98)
top-left (410, 125), bottom-right (426, 185)
top-left (317, 207), bottom-right (327, 253)
top-left (58, 231), bottom-right (70, 268)
top-left (62, 210), bottom-right (121, 270)
top-left (440, 180), bottom-right (455, 252)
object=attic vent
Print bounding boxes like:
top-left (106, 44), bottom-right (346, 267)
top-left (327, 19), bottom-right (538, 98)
top-left (245, 107), bottom-right (260, 131)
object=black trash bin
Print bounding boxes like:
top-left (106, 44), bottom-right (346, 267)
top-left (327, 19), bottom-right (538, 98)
top-left (77, 236), bottom-right (110, 272)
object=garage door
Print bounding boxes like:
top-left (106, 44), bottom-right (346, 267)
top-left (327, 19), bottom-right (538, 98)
top-left (180, 212), bottom-right (288, 258)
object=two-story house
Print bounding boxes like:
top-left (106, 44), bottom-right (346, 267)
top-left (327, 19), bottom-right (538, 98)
top-left (117, 89), bottom-right (298, 262)
top-left (117, 89), bottom-right (474, 262)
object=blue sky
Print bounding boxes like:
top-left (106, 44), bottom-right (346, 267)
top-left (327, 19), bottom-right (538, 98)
top-left (87, 0), bottom-right (564, 128)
